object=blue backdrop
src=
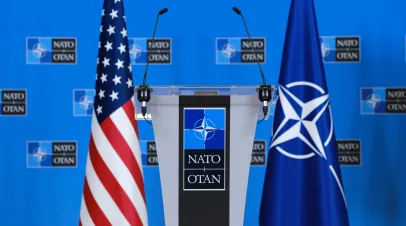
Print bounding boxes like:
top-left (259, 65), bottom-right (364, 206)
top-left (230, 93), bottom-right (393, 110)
top-left (1, 0), bottom-right (406, 225)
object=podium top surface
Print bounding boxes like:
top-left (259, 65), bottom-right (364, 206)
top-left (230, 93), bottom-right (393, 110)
top-left (145, 85), bottom-right (269, 96)
top-left (134, 86), bottom-right (275, 121)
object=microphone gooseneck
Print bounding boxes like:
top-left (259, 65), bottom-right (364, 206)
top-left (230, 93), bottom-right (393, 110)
top-left (142, 8), bottom-right (168, 86)
top-left (136, 8), bottom-right (168, 121)
top-left (232, 6), bottom-right (266, 86)
top-left (232, 7), bottom-right (273, 123)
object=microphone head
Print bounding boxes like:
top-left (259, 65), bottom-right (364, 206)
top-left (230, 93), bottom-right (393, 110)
top-left (232, 7), bottom-right (241, 15)
top-left (159, 8), bottom-right (168, 15)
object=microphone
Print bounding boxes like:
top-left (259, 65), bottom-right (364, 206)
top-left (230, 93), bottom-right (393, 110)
top-left (159, 8), bottom-right (168, 15)
top-left (232, 7), bottom-right (241, 15)
top-left (232, 6), bottom-right (273, 119)
top-left (136, 8), bottom-right (168, 118)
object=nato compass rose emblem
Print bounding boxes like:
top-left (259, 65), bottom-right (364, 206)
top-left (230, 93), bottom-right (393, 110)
top-left (321, 41), bottom-right (330, 58)
top-left (193, 117), bottom-right (217, 142)
top-left (221, 43), bottom-right (236, 59)
top-left (79, 94), bottom-right (94, 111)
top-left (270, 81), bottom-right (347, 205)
top-left (366, 93), bottom-right (381, 109)
top-left (32, 42), bottom-right (47, 59)
top-left (33, 146), bottom-right (47, 162)
top-left (129, 44), bottom-right (142, 59)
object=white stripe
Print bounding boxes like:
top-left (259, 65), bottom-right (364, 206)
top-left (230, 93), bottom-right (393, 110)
top-left (85, 150), bottom-right (130, 226)
top-left (131, 95), bottom-right (136, 106)
top-left (276, 146), bottom-right (315, 159)
top-left (286, 81), bottom-right (325, 94)
top-left (110, 107), bottom-right (148, 223)
top-left (92, 111), bottom-right (148, 226)
top-left (80, 196), bottom-right (95, 226)
top-left (110, 107), bottom-right (144, 175)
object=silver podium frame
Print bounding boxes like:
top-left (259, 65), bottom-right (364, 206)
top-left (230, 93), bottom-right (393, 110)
top-left (139, 86), bottom-right (268, 226)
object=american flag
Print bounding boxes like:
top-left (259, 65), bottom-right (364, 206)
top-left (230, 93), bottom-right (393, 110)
top-left (79, 0), bottom-right (148, 225)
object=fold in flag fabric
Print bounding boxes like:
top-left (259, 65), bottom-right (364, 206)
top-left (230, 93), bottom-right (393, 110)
top-left (259, 0), bottom-right (350, 225)
top-left (79, 0), bottom-right (148, 225)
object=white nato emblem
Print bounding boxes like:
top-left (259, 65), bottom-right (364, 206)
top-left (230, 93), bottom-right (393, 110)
top-left (79, 95), bottom-right (94, 111)
top-left (33, 146), bottom-right (47, 162)
top-left (129, 44), bottom-right (142, 59)
top-left (32, 42), bottom-right (47, 59)
top-left (321, 41), bottom-right (330, 58)
top-left (221, 43), bottom-right (236, 59)
top-left (366, 93), bottom-right (381, 109)
top-left (271, 81), bottom-right (346, 205)
top-left (192, 117), bottom-right (217, 142)
top-left (271, 81), bottom-right (333, 160)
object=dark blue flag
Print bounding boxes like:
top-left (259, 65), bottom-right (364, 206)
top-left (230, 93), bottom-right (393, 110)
top-left (259, 0), bottom-right (350, 225)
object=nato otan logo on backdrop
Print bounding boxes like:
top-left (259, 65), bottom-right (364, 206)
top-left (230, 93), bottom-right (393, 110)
top-left (142, 141), bottom-right (158, 166)
top-left (26, 37), bottom-right (77, 64)
top-left (73, 89), bottom-right (95, 116)
top-left (128, 38), bottom-right (171, 65)
top-left (0, 89), bottom-right (27, 116)
top-left (140, 140), bottom-right (267, 166)
top-left (336, 140), bottom-right (361, 166)
top-left (320, 36), bottom-right (360, 63)
top-left (26, 141), bottom-right (77, 168)
top-left (361, 87), bottom-right (406, 114)
top-left (216, 37), bottom-right (266, 64)
top-left (251, 140), bottom-right (267, 165)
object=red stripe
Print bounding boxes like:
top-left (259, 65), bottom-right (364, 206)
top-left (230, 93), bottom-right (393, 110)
top-left (83, 177), bottom-right (111, 226)
top-left (100, 115), bottom-right (146, 202)
top-left (89, 137), bottom-right (143, 225)
top-left (122, 99), bottom-right (139, 138)
top-left (79, 220), bottom-right (82, 226)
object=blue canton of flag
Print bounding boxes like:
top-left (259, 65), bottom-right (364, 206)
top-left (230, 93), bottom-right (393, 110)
top-left (94, 1), bottom-right (133, 122)
top-left (259, 0), bottom-right (350, 225)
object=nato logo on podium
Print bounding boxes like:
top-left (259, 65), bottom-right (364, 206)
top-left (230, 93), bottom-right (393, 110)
top-left (183, 108), bottom-right (226, 191)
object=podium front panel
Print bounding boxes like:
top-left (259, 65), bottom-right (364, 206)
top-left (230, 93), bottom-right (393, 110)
top-left (150, 95), bottom-right (259, 226)
top-left (179, 96), bottom-right (230, 226)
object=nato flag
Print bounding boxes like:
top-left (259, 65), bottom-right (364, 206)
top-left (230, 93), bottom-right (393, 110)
top-left (259, 0), bottom-right (350, 225)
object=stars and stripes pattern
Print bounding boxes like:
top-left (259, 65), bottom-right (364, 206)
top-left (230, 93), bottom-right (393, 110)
top-left (79, 0), bottom-right (148, 225)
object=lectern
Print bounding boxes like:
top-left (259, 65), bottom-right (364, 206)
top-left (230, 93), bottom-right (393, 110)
top-left (136, 86), bottom-right (269, 226)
